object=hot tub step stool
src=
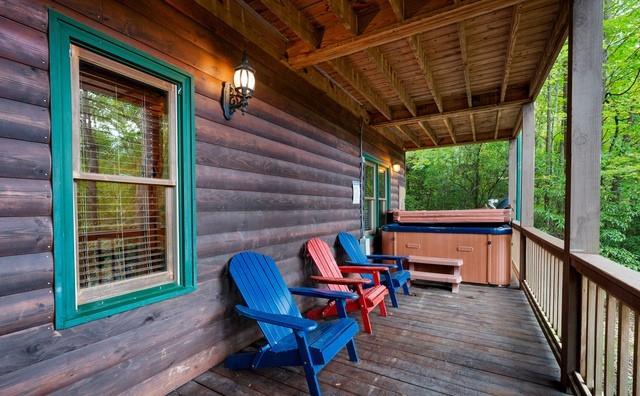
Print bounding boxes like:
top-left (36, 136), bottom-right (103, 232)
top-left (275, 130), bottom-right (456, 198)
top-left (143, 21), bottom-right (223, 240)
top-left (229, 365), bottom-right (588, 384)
top-left (407, 256), bottom-right (463, 293)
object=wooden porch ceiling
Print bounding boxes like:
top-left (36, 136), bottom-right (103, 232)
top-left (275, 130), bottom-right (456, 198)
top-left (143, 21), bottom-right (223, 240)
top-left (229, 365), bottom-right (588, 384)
top-left (194, 0), bottom-right (569, 149)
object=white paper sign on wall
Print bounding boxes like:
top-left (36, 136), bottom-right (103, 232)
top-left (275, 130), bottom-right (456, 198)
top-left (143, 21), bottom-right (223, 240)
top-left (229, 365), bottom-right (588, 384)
top-left (352, 180), bottom-right (361, 204)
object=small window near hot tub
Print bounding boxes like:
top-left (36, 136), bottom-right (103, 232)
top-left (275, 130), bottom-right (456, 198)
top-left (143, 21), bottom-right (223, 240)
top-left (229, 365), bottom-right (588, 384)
top-left (50, 11), bottom-right (196, 328)
top-left (362, 154), bottom-right (390, 235)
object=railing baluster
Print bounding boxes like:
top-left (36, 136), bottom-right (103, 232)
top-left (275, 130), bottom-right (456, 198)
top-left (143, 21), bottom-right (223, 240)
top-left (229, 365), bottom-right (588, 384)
top-left (632, 312), bottom-right (640, 396)
top-left (594, 287), bottom-right (606, 394)
top-left (587, 279), bottom-right (597, 389)
top-left (605, 294), bottom-right (618, 396)
top-left (581, 276), bottom-right (589, 379)
top-left (619, 304), bottom-right (632, 396)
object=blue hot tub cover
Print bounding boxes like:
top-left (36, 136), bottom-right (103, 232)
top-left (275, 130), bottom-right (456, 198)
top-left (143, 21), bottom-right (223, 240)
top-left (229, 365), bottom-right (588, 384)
top-left (381, 223), bottom-right (512, 235)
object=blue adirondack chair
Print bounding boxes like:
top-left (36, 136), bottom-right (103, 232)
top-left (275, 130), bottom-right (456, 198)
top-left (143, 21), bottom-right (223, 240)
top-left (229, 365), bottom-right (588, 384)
top-left (337, 232), bottom-right (411, 308)
top-left (225, 251), bottom-right (360, 396)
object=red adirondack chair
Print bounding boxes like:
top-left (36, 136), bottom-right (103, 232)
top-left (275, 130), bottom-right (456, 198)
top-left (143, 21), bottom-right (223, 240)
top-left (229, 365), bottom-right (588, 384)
top-left (304, 238), bottom-right (389, 334)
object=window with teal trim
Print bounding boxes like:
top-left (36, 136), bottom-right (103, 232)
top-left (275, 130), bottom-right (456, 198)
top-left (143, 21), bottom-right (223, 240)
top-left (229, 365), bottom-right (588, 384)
top-left (50, 11), bottom-right (196, 328)
top-left (362, 155), bottom-right (390, 234)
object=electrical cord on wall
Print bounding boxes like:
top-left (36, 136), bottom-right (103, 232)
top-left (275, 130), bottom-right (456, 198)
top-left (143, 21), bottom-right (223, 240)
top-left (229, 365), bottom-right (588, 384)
top-left (359, 117), bottom-right (365, 239)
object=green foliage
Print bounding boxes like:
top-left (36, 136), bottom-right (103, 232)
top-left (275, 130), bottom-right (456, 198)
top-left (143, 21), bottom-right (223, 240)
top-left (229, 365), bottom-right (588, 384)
top-left (405, 142), bottom-right (509, 211)
top-left (405, 0), bottom-right (640, 270)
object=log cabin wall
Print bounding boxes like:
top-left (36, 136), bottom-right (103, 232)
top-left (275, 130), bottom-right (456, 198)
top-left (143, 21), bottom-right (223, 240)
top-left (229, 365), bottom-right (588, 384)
top-left (0, 0), bottom-right (404, 394)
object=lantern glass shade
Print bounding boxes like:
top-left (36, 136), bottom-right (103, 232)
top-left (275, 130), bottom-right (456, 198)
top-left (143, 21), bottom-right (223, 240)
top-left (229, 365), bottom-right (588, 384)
top-left (392, 163), bottom-right (402, 172)
top-left (233, 54), bottom-right (255, 95)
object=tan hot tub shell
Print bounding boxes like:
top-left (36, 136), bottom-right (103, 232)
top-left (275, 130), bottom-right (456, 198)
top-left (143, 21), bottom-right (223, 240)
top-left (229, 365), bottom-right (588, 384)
top-left (382, 230), bottom-right (511, 286)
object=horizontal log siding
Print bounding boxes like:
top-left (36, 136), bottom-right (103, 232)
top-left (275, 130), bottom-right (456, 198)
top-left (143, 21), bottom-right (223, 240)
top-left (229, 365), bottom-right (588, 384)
top-left (0, 0), bottom-right (405, 394)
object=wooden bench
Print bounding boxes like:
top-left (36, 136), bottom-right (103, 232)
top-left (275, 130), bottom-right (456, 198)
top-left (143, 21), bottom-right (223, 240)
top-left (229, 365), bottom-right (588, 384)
top-left (407, 255), bottom-right (463, 293)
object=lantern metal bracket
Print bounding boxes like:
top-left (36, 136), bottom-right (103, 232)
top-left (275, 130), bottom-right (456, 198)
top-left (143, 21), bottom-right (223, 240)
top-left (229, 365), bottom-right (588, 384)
top-left (222, 82), bottom-right (248, 120)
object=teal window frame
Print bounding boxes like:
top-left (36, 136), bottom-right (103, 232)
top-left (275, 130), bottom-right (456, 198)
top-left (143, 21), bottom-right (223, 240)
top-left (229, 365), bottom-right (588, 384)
top-left (49, 10), bottom-right (197, 329)
top-left (363, 153), bottom-right (391, 235)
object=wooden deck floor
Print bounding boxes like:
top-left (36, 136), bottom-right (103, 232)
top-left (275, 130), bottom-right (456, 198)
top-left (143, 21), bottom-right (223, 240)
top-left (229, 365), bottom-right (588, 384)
top-left (170, 284), bottom-right (566, 396)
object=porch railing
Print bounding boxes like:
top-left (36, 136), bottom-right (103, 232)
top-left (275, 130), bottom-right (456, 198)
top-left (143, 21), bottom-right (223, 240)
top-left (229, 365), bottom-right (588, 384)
top-left (512, 222), bottom-right (640, 396)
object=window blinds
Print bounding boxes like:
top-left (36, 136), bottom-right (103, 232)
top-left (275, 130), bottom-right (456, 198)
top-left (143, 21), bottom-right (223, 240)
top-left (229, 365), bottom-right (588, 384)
top-left (76, 59), bottom-right (174, 293)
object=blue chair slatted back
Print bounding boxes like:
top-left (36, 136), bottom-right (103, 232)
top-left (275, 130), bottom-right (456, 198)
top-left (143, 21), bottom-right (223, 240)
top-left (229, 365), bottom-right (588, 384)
top-left (229, 252), bottom-right (301, 345)
top-left (337, 232), bottom-right (369, 264)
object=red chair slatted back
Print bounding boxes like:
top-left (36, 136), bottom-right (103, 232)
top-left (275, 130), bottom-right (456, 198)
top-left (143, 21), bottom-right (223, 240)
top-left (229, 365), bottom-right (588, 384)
top-left (306, 238), bottom-right (356, 293)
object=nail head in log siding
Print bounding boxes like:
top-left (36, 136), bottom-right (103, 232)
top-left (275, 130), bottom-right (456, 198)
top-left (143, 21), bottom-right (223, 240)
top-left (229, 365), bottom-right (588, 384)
top-left (0, 138), bottom-right (50, 180)
top-left (0, 15), bottom-right (48, 70)
top-left (0, 98), bottom-right (50, 143)
top-left (0, 178), bottom-right (51, 217)
top-left (0, 57), bottom-right (49, 106)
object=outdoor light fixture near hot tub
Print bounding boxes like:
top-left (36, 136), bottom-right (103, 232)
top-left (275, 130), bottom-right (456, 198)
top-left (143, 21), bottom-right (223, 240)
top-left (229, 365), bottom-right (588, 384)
top-left (392, 163), bottom-right (402, 173)
top-left (222, 51), bottom-right (255, 120)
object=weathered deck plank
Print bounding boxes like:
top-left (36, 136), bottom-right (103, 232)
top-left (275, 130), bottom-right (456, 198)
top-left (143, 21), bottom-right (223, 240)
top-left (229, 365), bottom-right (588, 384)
top-left (174, 284), bottom-right (566, 396)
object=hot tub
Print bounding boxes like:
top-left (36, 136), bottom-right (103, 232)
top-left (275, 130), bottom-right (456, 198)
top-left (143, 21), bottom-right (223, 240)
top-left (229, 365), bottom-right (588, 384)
top-left (381, 223), bottom-right (512, 286)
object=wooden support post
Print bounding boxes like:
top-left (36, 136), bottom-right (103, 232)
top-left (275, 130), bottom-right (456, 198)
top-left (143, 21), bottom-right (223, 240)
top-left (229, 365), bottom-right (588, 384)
top-left (520, 102), bottom-right (535, 228)
top-left (508, 139), bottom-right (517, 210)
top-left (519, 102), bottom-right (535, 284)
top-left (561, 0), bottom-right (603, 390)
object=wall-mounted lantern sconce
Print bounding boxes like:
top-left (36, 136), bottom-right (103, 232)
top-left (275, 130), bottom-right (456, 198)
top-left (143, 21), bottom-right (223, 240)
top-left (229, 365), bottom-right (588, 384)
top-left (222, 51), bottom-right (255, 120)
top-left (392, 163), bottom-right (402, 173)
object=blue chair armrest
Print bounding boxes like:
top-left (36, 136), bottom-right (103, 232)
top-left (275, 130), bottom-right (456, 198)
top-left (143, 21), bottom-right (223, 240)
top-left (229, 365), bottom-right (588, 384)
top-left (235, 305), bottom-right (317, 332)
top-left (289, 287), bottom-right (358, 301)
top-left (367, 254), bottom-right (407, 271)
top-left (344, 260), bottom-right (396, 269)
top-left (367, 254), bottom-right (407, 261)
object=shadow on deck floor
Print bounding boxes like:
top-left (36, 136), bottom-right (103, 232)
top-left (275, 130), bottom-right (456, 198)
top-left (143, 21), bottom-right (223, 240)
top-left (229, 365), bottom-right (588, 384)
top-left (170, 283), bottom-right (567, 395)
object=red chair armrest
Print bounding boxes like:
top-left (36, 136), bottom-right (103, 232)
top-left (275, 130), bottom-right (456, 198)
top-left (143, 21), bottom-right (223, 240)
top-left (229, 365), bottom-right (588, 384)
top-left (340, 266), bottom-right (388, 274)
top-left (310, 275), bottom-right (371, 286)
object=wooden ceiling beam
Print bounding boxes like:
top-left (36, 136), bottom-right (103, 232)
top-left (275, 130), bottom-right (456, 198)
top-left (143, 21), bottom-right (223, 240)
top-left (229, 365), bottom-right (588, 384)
top-left (418, 121), bottom-right (438, 146)
top-left (500, 5), bottom-right (521, 103)
top-left (327, 0), bottom-right (358, 35)
top-left (288, 0), bottom-right (526, 68)
top-left (494, 110), bottom-right (502, 139)
top-left (366, 47), bottom-right (416, 116)
top-left (260, 0), bottom-right (322, 48)
top-left (529, 0), bottom-right (569, 99)
top-left (511, 109), bottom-right (523, 138)
top-left (453, 0), bottom-right (472, 108)
top-left (388, 0), bottom-right (404, 21)
top-left (470, 114), bottom-right (476, 141)
top-left (409, 35), bottom-right (444, 113)
top-left (443, 118), bottom-right (457, 144)
top-left (395, 125), bottom-right (421, 147)
top-left (330, 57), bottom-right (392, 119)
top-left (193, 0), bottom-right (366, 119)
top-left (375, 126), bottom-right (405, 148)
top-left (372, 98), bottom-right (529, 128)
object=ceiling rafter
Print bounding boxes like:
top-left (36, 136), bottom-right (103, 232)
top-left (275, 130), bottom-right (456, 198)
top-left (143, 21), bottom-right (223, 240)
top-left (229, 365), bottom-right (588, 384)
top-left (395, 125), bottom-right (421, 147)
top-left (260, 0), bottom-right (322, 48)
top-left (529, 0), bottom-right (569, 98)
top-left (330, 57), bottom-right (392, 119)
top-left (366, 48), bottom-right (416, 116)
top-left (494, 110), bottom-right (502, 139)
top-left (192, 0), bottom-right (366, 119)
top-left (454, 0), bottom-right (475, 142)
top-left (375, 126), bottom-right (405, 148)
top-left (388, 0), bottom-right (404, 21)
top-left (418, 121), bottom-right (438, 146)
top-left (288, 0), bottom-right (527, 69)
top-left (500, 4), bottom-right (521, 103)
top-left (409, 35), bottom-right (443, 113)
top-left (327, 0), bottom-right (358, 35)
top-left (470, 114), bottom-right (477, 142)
top-left (372, 98), bottom-right (529, 128)
top-left (443, 118), bottom-right (457, 144)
